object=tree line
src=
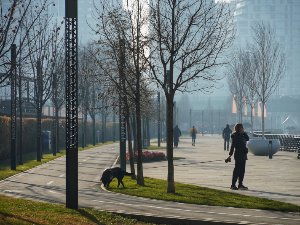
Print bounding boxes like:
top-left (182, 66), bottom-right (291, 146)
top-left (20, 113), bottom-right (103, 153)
top-left (1, 0), bottom-right (238, 193)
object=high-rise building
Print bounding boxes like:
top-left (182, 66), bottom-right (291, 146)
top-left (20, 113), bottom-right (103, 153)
top-left (228, 0), bottom-right (300, 98)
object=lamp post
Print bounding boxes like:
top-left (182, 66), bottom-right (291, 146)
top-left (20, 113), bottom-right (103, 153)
top-left (65, 0), bottom-right (78, 209)
top-left (119, 38), bottom-right (126, 171)
top-left (202, 110), bottom-right (204, 136)
top-left (190, 109), bottom-right (192, 129)
top-left (157, 92), bottom-right (160, 147)
top-left (10, 44), bottom-right (17, 170)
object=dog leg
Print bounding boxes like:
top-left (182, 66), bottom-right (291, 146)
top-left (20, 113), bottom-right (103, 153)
top-left (121, 180), bottom-right (125, 187)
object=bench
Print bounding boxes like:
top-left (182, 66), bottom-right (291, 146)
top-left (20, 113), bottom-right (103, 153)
top-left (253, 133), bottom-right (300, 153)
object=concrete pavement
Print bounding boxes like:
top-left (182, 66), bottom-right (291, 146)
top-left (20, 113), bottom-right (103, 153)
top-left (144, 134), bottom-right (300, 206)
top-left (0, 136), bottom-right (300, 224)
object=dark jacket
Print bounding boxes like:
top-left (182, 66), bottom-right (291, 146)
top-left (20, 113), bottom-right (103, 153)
top-left (173, 126), bottom-right (181, 139)
top-left (223, 127), bottom-right (232, 140)
top-left (229, 132), bottom-right (249, 161)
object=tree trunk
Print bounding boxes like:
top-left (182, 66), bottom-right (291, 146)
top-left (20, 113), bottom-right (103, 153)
top-left (135, 0), bottom-right (144, 186)
top-left (84, 108), bottom-right (87, 147)
top-left (240, 109), bottom-right (243, 123)
top-left (167, 96), bottom-right (175, 193)
top-left (136, 97), bottom-right (144, 185)
top-left (132, 114), bottom-right (137, 161)
top-left (125, 113), bottom-right (136, 180)
top-left (55, 105), bottom-right (59, 153)
top-left (147, 118), bottom-right (150, 147)
top-left (92, 113), bottom-right (95, 146)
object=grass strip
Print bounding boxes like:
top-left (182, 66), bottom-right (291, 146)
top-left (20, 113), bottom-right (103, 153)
top-left (0, 141), bottom-right (118, 181)
top-left (0, 195), bottom-right (153, 225)
top-left (107, 177), bottom-right (300, 212)
top-left (143, 145), bottom-right (166, 150)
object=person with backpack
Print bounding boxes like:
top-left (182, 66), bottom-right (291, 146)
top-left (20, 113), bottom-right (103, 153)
top-left (190, 125), bottom-right (197, 146)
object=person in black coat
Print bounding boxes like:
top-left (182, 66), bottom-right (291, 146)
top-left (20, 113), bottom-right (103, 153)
top-left (173, 125), bottom-right (181, 147)
top-left (226, 123), bottom-right (249, 190)
top-left (222, 124), bottom-right (232, 151)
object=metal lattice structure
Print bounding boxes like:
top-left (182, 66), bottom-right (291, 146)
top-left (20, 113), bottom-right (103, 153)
top-left (36, 60), bottom-right (42, 162)
top-left (65, 0), bottom-right (78, 209)
top-left (157, 92), bottom-right (160, 147)
top-left (66, 18), bottom-right (78, 151)
top-left (10, 44), bottom-right (17, 170)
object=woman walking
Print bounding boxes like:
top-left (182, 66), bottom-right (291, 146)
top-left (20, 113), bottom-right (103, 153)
top-left (226, 123), bottom-right (249, 190)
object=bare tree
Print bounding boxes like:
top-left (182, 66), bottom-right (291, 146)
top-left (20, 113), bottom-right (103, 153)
top-left (248, 21), bottom-right (287, 138)
top-left (91, 0), bottom-right (154, 185)
top-left (25, 14), bottom-right (63, 161)
top-left (225, 49), bottom-right (248, 123)
top-left (243, 51), bottom-right (260, 134)
top-left (147, 0), bottom-right (235, 193)
top-left (0, 0), bottom-right (55, 86)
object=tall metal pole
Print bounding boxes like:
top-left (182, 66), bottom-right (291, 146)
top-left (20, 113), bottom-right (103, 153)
top-left (92, 82), bottom-right (95, 146)
top-left (10, 44), bottom-right (17, 170)
top-left (190, 109), bottom-right (192, 129)
top-left (211, 111), bottom-right (213, 135)
top-left (37, 59), bottom-right (42, 162)
top-left (166, 70), bottom-right (170, 158)
top-left (52, 73), bottom-right (57, 156)
top-left (157, 92), bottom-right (160, 147)
top-left (113, 107), bottom-right (116, 142)
top-left (65, 0), bottom-right (78, 209)
top-left (202, 110), bottom-right (204, 136)
top-left (119, 38), bottom-right (126, 171)
top-left (219, 110), bottom-right (221, 135)
top-left (102, 100), bottom-right (105, 143)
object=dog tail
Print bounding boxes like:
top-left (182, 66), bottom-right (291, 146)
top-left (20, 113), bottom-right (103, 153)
top-left (124, 172), bottom-right (134, 176)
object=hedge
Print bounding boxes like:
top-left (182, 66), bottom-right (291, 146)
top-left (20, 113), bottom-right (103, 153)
top-left (0, 116), bottom-right (119, 161)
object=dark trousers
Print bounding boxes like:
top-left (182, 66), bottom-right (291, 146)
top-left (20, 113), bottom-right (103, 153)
top-left (232, 160), bottom-right (246, 186)
top-left (224, 139), bottom-right (230, 150)
top-left (174, 138), bottom-right (179, 147)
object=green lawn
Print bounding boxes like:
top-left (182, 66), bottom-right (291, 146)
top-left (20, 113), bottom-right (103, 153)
top-left (0, 141), bottom-right (155, 225)
top-left (143, 145), bottom-right (166, 150)
top-left (0, 195), bottom-right (152, 225)
top-left (107, 176), bottom-right (300, 212)
top-left (2, 140), bottom-right (300, 225)
top-left (0, 142), bottom-right (117, 181)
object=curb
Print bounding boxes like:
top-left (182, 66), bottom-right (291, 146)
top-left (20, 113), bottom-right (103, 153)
top-left (112, 211), bottom-right (238, 225)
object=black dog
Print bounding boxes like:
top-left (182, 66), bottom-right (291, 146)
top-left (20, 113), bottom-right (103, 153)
top-left (100, 167), bottom-right (133, 188)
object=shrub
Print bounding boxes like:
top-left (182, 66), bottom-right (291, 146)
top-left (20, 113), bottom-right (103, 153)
top-left (126, 151), bottom-right (166, 163)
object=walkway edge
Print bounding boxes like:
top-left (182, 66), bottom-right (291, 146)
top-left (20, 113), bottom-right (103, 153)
top-left (112, 211), bottom-right (238, 225)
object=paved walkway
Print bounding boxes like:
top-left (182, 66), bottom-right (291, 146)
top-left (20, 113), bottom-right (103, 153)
top-left (144, 135), bottom-right (300, 206)
top-left (1, 136), bottom-right (300, 224)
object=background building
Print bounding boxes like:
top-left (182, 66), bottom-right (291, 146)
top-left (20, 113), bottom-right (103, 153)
top-left (228, 0), bottom-right (300, 98)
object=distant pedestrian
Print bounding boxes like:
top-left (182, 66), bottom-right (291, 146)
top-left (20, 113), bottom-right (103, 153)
top-left (222, 124), bottom-right (232, 151)
top-left (173, 125), bottom-right (181, 147)
top-left (190, 126), bottom-right (197, 146)
top-left (226, 123), bottom-right (249, 190)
